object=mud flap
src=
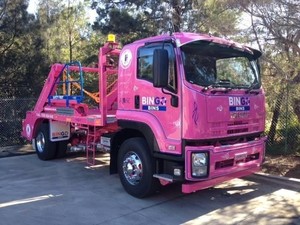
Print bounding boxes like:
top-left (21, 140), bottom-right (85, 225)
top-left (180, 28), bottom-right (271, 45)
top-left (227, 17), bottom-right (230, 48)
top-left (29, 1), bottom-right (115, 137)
top-left (49, 120), bottom-right (70, 142)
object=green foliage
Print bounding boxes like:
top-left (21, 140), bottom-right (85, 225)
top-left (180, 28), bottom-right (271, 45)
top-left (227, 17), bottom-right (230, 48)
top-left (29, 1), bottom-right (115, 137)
top-left (37, 0), bottom-right (92, 63)
top-left (0, 0), bottom-right (33, 53)
top-left (190, 0), bottom-right (240, 36)
top-left (80, 31), bottom-right (106, 66)
top-left (91, 0), bottom-right (241, 44)
top-left (230, 0), bottom-right (300, 155)
top-left (0, 0), bottom-right (49, 97)
top-left (92, 0), bottom-right (161, 44)
top-left (266, 122), bottom-right (300, 155)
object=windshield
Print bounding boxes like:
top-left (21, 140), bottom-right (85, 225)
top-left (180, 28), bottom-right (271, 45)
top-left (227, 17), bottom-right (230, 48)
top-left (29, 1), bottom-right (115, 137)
top-left (181, 41), bottom-right (261, 89)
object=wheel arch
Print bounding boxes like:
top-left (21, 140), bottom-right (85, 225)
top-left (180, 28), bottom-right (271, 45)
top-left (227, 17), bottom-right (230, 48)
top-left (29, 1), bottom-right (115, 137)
top-left (32, 119), bottom-right (49, 139)
top-left (110, 120), bottom-right (159, 174)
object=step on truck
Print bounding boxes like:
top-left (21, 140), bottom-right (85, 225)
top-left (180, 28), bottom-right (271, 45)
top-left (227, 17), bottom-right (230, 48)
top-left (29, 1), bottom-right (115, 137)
top-left (22, 33), bottom-right (266, 198)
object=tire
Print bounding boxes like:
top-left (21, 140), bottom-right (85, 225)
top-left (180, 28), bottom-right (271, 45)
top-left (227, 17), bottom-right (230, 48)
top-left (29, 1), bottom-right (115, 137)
top-left (117, 137), bottom-right (159, 198)
top-left (35, 123), bottom-right (57, 160)
top-left (56, 140), bottom-right (68, 158)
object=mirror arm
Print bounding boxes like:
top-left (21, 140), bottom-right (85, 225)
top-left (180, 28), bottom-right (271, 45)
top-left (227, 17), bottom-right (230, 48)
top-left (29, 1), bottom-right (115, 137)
top-left (161, 88), bottom-right (178, 107)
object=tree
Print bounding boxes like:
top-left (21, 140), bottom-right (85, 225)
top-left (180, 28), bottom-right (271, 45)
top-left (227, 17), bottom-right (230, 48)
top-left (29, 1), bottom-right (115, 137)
top-left (92, 0), bottom-right (160, 44)
top-left (190, 0), bottom-right (240, 36)
top-left (231, 0), bottom-right (300, 143)
top-left (91, 0), bottom-right (241, 44)
top-left (0, 0), bottom-right (33, 56)
top-left (0, 0), bottom-right (48, 97)
top-left (37, 0), bottom-right (92, 63)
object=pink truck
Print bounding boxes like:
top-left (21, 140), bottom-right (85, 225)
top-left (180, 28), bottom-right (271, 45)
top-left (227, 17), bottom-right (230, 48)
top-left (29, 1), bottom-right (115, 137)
top-left (22, 32), bottom-right (266, 198)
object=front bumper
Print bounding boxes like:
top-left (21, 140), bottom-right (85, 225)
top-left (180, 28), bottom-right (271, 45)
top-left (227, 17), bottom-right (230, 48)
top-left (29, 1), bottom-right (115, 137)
top-left (183, 136), bottom-right (266, 193)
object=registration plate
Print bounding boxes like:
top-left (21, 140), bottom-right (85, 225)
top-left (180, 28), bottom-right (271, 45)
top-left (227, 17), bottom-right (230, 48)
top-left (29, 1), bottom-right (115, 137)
top-left (235, 152), bottom-right (247, 161)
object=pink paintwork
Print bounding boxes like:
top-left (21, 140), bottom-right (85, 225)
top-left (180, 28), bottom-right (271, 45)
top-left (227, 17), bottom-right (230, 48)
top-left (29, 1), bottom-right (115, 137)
top-left (116, 32), bottom-right (266, 193)
top-left (22, 32), bottom-right (266, 195)
top-left (22, 42), bottom-right (120, 141)
top-left (182, 166), bottom-right (261, 194)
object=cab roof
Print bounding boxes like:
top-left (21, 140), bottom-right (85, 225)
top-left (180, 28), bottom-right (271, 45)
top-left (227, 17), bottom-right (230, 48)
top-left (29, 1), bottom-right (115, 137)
top-left (131, 32), bottom-right (261, 58)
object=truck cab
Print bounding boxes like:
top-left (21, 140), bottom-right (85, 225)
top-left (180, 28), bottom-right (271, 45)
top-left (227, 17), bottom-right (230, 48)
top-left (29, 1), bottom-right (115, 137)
top-left (114, 32), bottom-right (265, 196)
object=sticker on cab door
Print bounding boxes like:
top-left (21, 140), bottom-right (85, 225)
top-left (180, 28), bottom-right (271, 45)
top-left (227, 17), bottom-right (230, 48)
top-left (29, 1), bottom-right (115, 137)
top-left (141, 96), bottom-right (167, 111)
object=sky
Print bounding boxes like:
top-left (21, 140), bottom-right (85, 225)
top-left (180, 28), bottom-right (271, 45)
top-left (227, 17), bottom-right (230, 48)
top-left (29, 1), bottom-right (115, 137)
top-left (27, 0), bottom-right (97, 22)
top-left (27, 0), bottom-right (38, 14)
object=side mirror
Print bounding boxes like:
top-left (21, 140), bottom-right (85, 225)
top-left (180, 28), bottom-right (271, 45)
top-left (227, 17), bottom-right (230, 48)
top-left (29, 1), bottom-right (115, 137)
top-left (153, 49), bottom-right (169, 88)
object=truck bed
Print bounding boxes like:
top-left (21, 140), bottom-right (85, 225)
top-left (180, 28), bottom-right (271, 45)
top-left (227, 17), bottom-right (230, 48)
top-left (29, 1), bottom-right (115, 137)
top-left (36, 106), bottom-right (117, 126)
top-left (22, 41), bottom-right (120, 141)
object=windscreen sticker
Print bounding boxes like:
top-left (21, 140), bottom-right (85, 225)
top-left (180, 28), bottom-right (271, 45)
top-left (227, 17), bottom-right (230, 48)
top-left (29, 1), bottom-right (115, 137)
top-left (229, 97), bottom-right (250, 112)
top-left (142, 97), bottom-right (167, 111)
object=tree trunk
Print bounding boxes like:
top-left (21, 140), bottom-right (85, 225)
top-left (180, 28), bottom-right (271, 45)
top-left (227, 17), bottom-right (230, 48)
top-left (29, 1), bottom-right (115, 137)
top-left (171, 0), bottom-right (182, 32)
top-left (268, 90), bottom-right (284, 145)
top-left (69, 32), bottom-right (72, 62)
top-left (292, 98), bottom-right (300, 122)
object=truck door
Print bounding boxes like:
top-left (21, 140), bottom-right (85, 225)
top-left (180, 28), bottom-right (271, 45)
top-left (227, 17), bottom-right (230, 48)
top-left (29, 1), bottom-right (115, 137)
top-left (136, 43), bottom-right (182, 154)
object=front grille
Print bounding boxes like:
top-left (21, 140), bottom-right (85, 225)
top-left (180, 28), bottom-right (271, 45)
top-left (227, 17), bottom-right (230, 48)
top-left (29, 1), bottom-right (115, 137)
top-left (215, 152), bottom-right (260, 170)
top-left (228, 121), bottom-right (248, 126)
top-left (215, 159), bottom-right (234, 169)
top-left (245, 153), bottom-right (259, 162)
top-left (227, 128), bottom-right (248, 134)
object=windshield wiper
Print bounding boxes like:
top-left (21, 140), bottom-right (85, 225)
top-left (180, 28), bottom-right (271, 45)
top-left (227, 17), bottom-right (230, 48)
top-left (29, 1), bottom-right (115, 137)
top-left (202, 80), bottom-right (233, 93)
top-left (246, 82), bottom-right (260, 94)
top-left (217, 79), bottom-right (233, 85)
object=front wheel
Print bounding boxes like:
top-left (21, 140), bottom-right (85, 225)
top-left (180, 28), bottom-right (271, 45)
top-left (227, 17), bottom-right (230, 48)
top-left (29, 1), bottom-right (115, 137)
top-left (35, 123), bottom-right (57, 160)
top-left (117, 137), bottom-right (159, 198)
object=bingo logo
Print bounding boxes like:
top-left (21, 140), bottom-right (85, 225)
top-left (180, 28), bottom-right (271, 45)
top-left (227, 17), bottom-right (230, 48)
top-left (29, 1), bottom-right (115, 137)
top-left (52, 131), bottom-right (69, 139)
top-left (229, 97), bottom-right (250, 106)
top-left (141, 97), bottom-right (167, 111)
top-left (229, 97), bottom-right (250, 112)
top-left (142, 97), bottom-right (166, 106)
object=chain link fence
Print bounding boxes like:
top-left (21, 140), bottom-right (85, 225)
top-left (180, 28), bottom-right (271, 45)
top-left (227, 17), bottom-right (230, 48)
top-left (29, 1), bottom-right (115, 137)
top-left (266, 83), bottom-right (300, 155)
top-left (0, 98), bottom-right (37, 147)
top-left (1, 87), bottom-right (300, 155)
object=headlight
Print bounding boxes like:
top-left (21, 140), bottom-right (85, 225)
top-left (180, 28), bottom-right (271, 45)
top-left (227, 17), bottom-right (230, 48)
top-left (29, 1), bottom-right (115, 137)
top-left (192, 153), bottom-right (207, 166)
top-left (192, 152), bottom-right (208, 177)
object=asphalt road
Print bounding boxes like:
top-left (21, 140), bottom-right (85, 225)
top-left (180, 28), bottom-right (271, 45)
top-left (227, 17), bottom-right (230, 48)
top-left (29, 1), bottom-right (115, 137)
top-left (0, 152), bottom-right (299, 225)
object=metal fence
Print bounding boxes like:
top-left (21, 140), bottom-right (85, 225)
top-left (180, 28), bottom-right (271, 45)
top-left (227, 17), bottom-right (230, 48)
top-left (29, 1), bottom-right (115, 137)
top-left (0, 98), bottom-right (37, 147)
top-left (266, 83), bottom-right (300, 155)
top-left (1, 89), bottom-right (300, 155)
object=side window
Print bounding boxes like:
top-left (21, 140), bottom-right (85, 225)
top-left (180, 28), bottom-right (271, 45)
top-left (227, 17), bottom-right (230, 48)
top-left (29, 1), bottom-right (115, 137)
top-left (138, 47), bottom-right (153, 81)
top-left (137, 44), bottom-right (177, 92)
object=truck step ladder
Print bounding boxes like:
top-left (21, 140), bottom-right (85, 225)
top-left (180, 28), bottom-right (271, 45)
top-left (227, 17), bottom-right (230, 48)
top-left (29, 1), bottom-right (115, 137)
top-left (86, 125), bottom-right (101, 165)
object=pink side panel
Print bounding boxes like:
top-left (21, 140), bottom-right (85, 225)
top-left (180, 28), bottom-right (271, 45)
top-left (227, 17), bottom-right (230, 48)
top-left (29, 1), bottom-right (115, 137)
top-left (117, 44), bottom-right (182, 154)
top-left (117, 110), bottom-right (182, 154)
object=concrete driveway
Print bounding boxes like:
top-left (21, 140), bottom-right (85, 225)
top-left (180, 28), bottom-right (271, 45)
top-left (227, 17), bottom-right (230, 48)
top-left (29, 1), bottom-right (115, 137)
top-left (0, 152), bottom-right (299, 225)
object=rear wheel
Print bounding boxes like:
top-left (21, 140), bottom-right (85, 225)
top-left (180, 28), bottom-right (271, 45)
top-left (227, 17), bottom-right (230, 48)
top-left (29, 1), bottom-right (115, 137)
top-left (56, 140), bottom-right (68, 158)
top-left (35, 124), bottom-right (57, 160)
top-left (117, 137), bottom-right (159, 198)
